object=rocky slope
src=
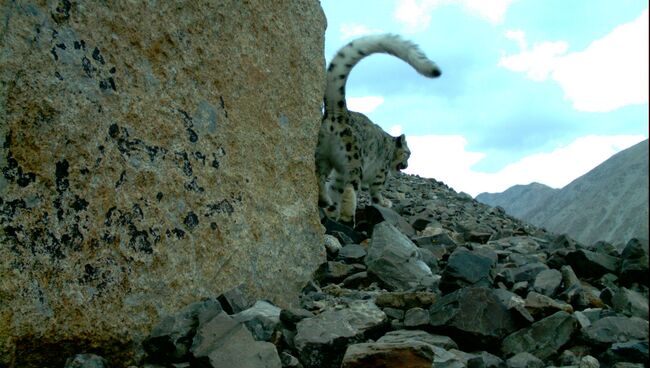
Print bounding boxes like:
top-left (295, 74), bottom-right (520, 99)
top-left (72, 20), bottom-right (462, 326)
top-left (59, 173), bottom-right (649, 368)
top-left (477, 139), bottom-right (649, 246)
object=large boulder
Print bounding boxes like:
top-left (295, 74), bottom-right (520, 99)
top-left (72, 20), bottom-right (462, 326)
top-left (0, 1), bottom-right (325, 366)
top-left (365, 222), bottom-right (436, 290)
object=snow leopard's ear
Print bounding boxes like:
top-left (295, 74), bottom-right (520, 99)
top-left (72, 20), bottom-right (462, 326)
top-left (395, 134), bottom-right (407, 148)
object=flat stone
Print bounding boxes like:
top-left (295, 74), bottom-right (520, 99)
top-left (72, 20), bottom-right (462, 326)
top-left (64, 354), bottom-right (108, 368)
top-left (404, 307), bottom-right (430, 328)
top-left (582, 316), bottom-right (649, 345)
top-left (341, 341), bottom-right (435, 368)
top-left (375, 291), bottom-right (438, 309)
top-left (506, 352), bottom-right (544, 368)
top-left (232, 300), bottom-right (281, 341)
top-left (502, 311), bottom-right (577, 360)
top-left (190, 312), bottom-right (281, 368)
top-left (612, 287), bottom-right (649, 319)
top-left (294, 300), bottom-right (387, 368)
top-left (143, 298), bottom-right (223, 363)
top-left (565, 249), bottom-right (620, 279)
top-left (378, 329), bottom-right (458, 350)
top-left (440, 247), bottom-right (496, 292)
top-left (429, 287), bottom-right (518, 351)
top-left (532, 269), bottom-right (562, 297)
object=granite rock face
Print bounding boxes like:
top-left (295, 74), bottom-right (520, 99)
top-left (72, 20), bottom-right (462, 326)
top-left (0, 1), bottom-right (325, 366)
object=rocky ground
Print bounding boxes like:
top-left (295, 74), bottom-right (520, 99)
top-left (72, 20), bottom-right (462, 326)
top-left (64, 173), bottom-right (648, 368)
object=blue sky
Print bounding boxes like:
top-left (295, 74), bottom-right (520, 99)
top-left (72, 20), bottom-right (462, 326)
top-left (321, 0), bottom-right (648, 196)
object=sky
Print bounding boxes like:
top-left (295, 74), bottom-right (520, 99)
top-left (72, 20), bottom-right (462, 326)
top-left (320, 0), bottom-right (649, 197)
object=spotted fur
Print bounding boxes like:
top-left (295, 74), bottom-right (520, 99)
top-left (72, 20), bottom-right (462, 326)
top-left (316, 34), bottom-right (441, 223)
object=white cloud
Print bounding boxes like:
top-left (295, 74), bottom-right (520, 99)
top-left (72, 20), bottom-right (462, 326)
top-left (394, 0), bottom-right (515, 32)
top-left (499, 9), bottom-right (649, 112)
top-left (405, 134), bottom-right (647, 197)
top-left (388, 125), bottom-right (404, 136)
top-left (347, 96), bottom-right (385, 113)
top-left (339, 23), bottom-right (383, 41)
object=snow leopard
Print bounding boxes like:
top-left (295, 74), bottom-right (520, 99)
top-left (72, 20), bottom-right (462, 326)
top-left (316, 34), bottom-right (441, 224)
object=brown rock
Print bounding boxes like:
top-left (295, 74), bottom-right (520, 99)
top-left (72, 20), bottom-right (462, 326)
top-left (0, 1), bottom-right (325, 366)
top-left (341, 341), bottom-right (435, 368)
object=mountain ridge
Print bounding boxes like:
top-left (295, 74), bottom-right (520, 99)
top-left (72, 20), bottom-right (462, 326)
top-left (476, 139), bottom-right (649, 246)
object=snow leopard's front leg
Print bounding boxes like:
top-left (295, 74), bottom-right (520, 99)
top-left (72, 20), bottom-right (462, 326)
top-left (370, 171), bottom-right (393, 208)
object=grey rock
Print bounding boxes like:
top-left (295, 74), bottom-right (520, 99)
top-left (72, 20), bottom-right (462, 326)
top-left (218, 286), bottom-right (255, 315)
top-left (279, 308), bottom-right (314, 329)
top-left (362, 205), bottom-right (417, 238)
top-left (365, 222), bottom-right (435, 290)
top-left (324, 234), bottom-right (343, 257)
top-left (469, 351), bottom-right (505, 368)
top-left (294, 300), bottom-right (387, 368)
top-left (506, 352), bottom-right (544, 368)
top-left (612, 287), bottom-right (649, 318)
top-left (431, 346), bottom-right (466, 368)
top-left (190, 312), bottom-right (281, 368)
top-left (502, 262), bottom-right (549, 285)
top-left (501, 311), bottom-right (577, 360)
top-left (441, 247), bottom-right (496, 292)
top-left (337, 244), bottom-right (367, 262)
top-left (64, 354), bottom-right (108, 368)
top-left (524, 291), bottom-right (573, 318)
top-left (375, 291), bottom-right (438, 309)
top-left (378, 329), bottom-right (458, 350)
top-left (618, 238), bottom-right (649, 286)
top-left (383, 307), bottom-right (405, 320)
top-left (404, 307), bottom-right (430, 328)
top-left (582, 316), bottom-right (649, 345)
top-left (232, 300), bottom-right (281, 341)
top-left (603, 340), bottom-right (649, 365)
top-left (532, 269), bottom-right (563, 297)
top-left (493, 288), bottom-right (535, 323)
top-left (143, 298), bottom-right (223, 363)
top-left (280, 352), bottom-right (303, 368)
top-left (565, 249), bottom-right (620, 279)
top-left (429, 287), bottom-right (518, 351)
top-left (579, 355), bottom-right (600, 368)
top-left (316, 261), bottom-right (365, 284)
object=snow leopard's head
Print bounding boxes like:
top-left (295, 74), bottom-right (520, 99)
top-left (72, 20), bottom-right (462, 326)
top-left (393, 134), bottom-right (411, 172)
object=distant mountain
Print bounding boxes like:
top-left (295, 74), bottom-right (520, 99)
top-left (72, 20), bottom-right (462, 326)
top-left (476, 183), bottom-right (558, 219)
top-left (476, 139), bottom-right (649, 246)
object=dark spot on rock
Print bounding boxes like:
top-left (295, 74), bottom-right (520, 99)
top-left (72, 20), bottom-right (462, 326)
top-left (184, 178), bottom-right (204, 193)
top-left (56, 43), bottom-right (66, 50)
top-left (206, 200), bottom-right (234, 216)
top-left (81, 56), bottom-right (92, 77)
top-left (156, 192), bottom-right (163, 201)
top-left (108, 124), bottom-right (119, 138)
top-left (184, 212), bottom-right (199, 230)
top-left (328, 63), bottom-right (336, 71)
top-left (74, 40), bottom-right (82, 50)
top-left (82, 264), bottom-right (98, 283)
top-left (92, 47), bottom-right (105, 64)
top-left (71, 196), bottom-right (89, 212)
top-left (55, 159), bottom-right (69, 193)
top-left (109, 67), bottom-right (116, 74)
top-left (0, 198), bottom-right (27, 218)
top-left (54, 71), bottom-right (63, 81)
top-left (99, 80), bottom-right (108, 90)
top-left (129, 228), bottom-right (152, 253)
top-left (188, 128), bottom-right (198, 143)
top-left (104, 206), bottom-right (117, 226)
top-left (80, 168), bottom-right (89, 175)
top-left (169, 228), bottom-right (185, 239)
top-left (108, 77), bottom-right (116, 91)
top-left (345, 143), bottom-right (352, 151)
top-left (50, 47), bottom-right (58, 61)
top-left (51, 0), bottom-right (72, 24)
top-left (210, 222), bottom-right (218, 230)
top-left (115, 170), bottom-right (126, 188)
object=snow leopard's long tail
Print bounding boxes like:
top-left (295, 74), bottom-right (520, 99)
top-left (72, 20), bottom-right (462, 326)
top-left (324, 34), bottom-right (441, 116)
